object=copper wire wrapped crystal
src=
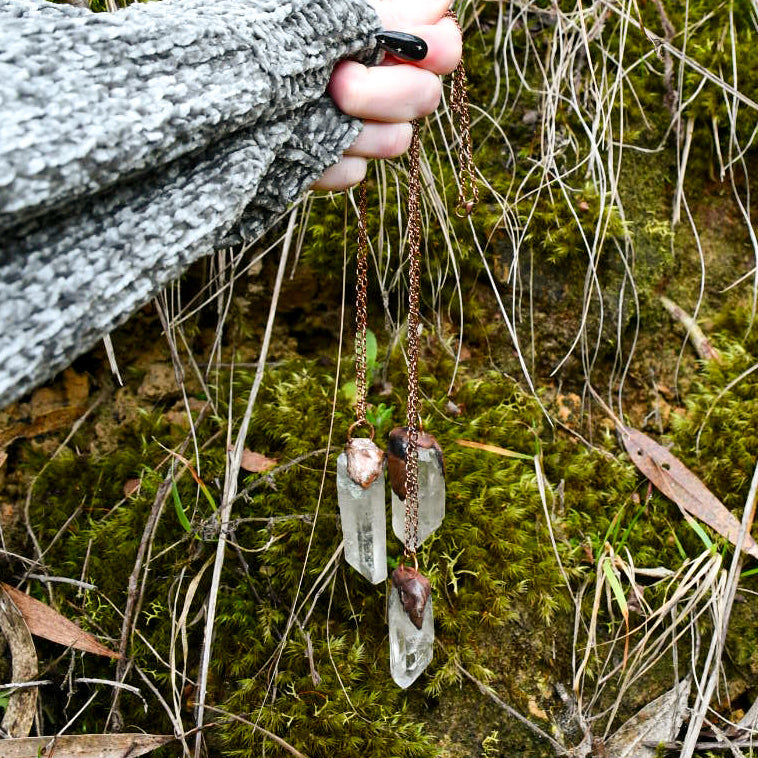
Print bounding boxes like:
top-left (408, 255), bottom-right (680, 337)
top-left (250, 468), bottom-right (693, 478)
top-left (336, 438), bottom-right (387, 584)
top-left (389, 565), bottom-right (434, 687)
top-left (387, 427), bottom-right (445, 547)
top-left (391, 565), bottom-right (431, 629)
top-left (345, 437), bottom-right (385, 488)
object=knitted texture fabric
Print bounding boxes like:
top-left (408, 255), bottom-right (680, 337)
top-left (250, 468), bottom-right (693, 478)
top-left (0, 0), bottom-right (382, 408)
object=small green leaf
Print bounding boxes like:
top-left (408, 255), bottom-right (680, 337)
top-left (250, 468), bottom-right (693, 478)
top-left (365, 329), bottom-right (378, 372)
top-left (669, 523), bottom-right (687, 560)
top-left (684, 515), bottom-right (714, 551)
top-left (197, 480), bottom-right (218, 513)
top-left (171, 480), bottom-right (192, 534)
top-left (602, 558), bottom-right (628, 621)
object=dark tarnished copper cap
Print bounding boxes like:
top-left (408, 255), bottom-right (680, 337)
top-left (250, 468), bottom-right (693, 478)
top-left (391, 565), bottom-right (431, 630)
top-left (386, 427), bottom-right (445, 501)
top-left (345, 437), bottom-right (385, 489)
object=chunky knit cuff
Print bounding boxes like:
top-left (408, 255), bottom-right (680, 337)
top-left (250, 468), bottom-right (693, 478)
top-left (0, 0), bottom-right (382, 407)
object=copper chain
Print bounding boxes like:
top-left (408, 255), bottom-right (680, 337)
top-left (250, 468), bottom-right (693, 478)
top-left (403, 121), bottom-right (422, 558)
top-left (446, 11), bottom-right (479, 217)
top-left (350, 11), bottom-right (476, 556)
top-left (353, 179), bottom-right (369, 431)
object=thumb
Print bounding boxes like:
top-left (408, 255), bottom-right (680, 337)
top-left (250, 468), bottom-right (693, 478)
top-left (369, 0), bottom-right (451, 29)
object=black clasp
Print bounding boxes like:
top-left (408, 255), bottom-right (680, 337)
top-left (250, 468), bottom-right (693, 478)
top-left (375, 31), bottom-right (428, 62)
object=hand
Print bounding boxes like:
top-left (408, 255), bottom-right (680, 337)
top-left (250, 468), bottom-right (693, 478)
top-left (312, 0), bottom-right (462, 191)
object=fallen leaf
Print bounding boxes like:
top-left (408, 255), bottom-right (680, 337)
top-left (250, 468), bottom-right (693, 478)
top-left (455, 439), bottom-right (532, 460)
top-left (605, 679), bottom-right (690, 758)
top-left (0, 586), bottom-right (38, 738)
top-left (237, 448), bottom-right (278, 473)
top-left (123, 478), bottom-right (141, 497)
top-left (621, 428), bottom-right (758, 559)
top-left (1, 583), bottom-right (119, 659)
top-left (1, 733), bottom-right (174, 758)
top-left (527, 696), bottom-right (548, 720)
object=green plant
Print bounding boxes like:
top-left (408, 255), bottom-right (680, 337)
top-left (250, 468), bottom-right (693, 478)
top-left (366, 401), bottom-right (394, 437)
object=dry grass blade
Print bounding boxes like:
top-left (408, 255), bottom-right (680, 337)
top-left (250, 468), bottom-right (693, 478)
top-left (679, 459), bottom-right (758, 758)
top-left (455, 438), bottom-right (532, 459)
top-left (193, 209), bottom-right (296, 757)
top-left (0, 585), bottom-right (37, 738)
top-left (1, 733), bottom-right (175, 758)
top-left (1, 582), bottom-right (119, 659)
top-left (604, 679), bottom-right (691, 758)
top-left (620, 428), bottom-right (758, 558)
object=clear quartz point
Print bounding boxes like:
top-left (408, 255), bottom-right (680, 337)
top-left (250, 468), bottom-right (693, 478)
top-left (337, 439), bottom-right (387, 584)
top-left (392, 445), bottom-right (445, 546)
top-left (389, 573), bottom-right (434, 688)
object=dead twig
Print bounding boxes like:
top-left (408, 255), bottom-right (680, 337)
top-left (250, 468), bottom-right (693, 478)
top-left (234, 448), bottom-right (329, 502)
top-left (0, 588), bottom-right (37, 738)
top-left (660, 295), bottom-right (721, 363)
top-left (448, 652), bottom-right (568, 755)
top-left (193, 209), bottom-right (296, 757)
top-left (202, 704), bottom-right (310, 758)
top-left (108, 402), bottom-right (210, 731)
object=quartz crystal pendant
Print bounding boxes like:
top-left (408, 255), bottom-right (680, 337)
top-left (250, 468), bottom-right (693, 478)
top-left (387, 427), bottom-right (445, 547)
top-left (389, 565), bottom-right (434, 688)
top-left (337, 437), bottom-right (387, 584)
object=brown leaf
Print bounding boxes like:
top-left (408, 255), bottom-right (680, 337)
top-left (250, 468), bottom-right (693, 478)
top-left (1, 583), bottom-right (119, 659)
top-left (123, 478), bottom-right (141, 497)
top-left (1, 733), bottom-right (174, 758)
top-left (621, 428), bottom-right (758, 559)
top-left (0, 369), bottom-right (91, 448)
top-left (237, 449), bottom-right (277, 474)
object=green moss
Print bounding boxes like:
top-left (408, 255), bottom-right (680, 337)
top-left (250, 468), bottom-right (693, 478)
top-left (6, 345), bottom-right (696, 754)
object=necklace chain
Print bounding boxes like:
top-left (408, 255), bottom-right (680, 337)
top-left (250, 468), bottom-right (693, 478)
top-left (351, 11), bottom-right (476, 557)
top-left (353, 179), bottom-right (369, 430)
top-left (446, 11), bottom-right (479, 216)
top-left (404, 121), bottom-right (422, 557)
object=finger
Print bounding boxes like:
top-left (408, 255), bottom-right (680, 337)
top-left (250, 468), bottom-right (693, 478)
top-left (311, 157), bottom-right (367, 191)
top-left (344, 122), bottom-right (413, 158)
top-left (329, 61), bottom-right (442, 122)
top-left (371, 0), bottom-right (451, 28)
top-left (391, 18), bottom-right (461, 75)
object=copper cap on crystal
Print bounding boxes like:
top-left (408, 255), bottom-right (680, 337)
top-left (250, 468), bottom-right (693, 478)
top-left (391, 565), bottom-right (431, 630)
top-left (344, 437), bottom-right (385, 489)
top-left (386, 426), bottom-right (445, 501)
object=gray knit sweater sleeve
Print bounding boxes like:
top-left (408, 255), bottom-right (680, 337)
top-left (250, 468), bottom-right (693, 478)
top-left (0, 0), bottom-right (382, 408)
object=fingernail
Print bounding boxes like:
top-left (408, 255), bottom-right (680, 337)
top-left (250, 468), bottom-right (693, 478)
top-left (375, 31), bottom-right (428, 62)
